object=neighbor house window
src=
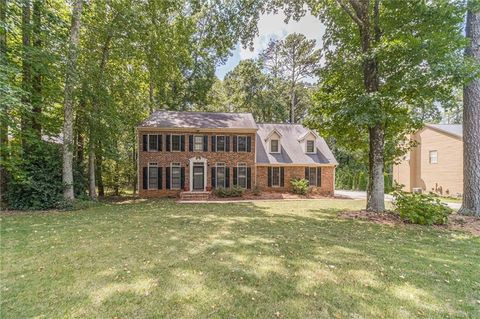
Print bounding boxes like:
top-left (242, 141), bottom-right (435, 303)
top-left (171, 162), bottom-right (181, 189)
top-left (194, 135), bottom-right (203, 151)
top-left (237, 136), bottom-right (247, 152)
top-left (237, 163), bottom-right (247, 188)
top-left (171, 135), bottom-right (181, 151)
top-left (148, 134), bottom-right (158, 151)
top-left (148, 162), bottom-right (158, 189)
top-left (429, 150), bottom-right (438, 164)
top-left (216, 162), bottom-right (226, 188)
top-left (271, 167), bottom-right (280, 187)
top-left (270, 139), bottom-right (279, 153)
top-left (216, 136), bottom-right (226, 152)
top-left (306, 140), bottom-right (315, 153)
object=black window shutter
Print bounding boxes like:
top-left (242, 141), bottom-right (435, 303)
top-left (143, 167), bottom-right (148, 189)
top-left (166, 135), bottom-right (171, 151)
top-left (189, 135), bottom-right (194, 152)
top-left (180, 167), bottom-right (185, 189)
top-left (280, 167), bottom-right (285, 187)
top-left (225, 167), bottom-right (230, 188)
top-left (211, 167), bottom-right (216, 188)
top-left (233, 167), bottom-right (237, 186)
top-left (233, 136), bottom-right (237, 152)
top-left (211, 136), bottom-right (216, 152)
top-left (247, 167), bottom-right (252, 189)
top-left (158, 167), bottom-right (163, 189)
top-left (165, 167), bottom-right (170, 189)
top-left (157, 135), bottom-right (162, 152)
top-left (143, 135), bottom-right (148, 151)
top-left (225, 136), bottom-right (230, 152)
top-left (268, 167), bottom-right (272, 187)
top-left (180, 135), bottom-right (185, 152)
top-left (247, 136), bottom-right (252, 152)
top-left (317, 167), bottom-right (322, 187)
top-left (305, 167), bottom-right (309, 181)
top-left (203, 135), bottom-right (208, 152)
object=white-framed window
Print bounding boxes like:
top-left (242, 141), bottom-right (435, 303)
top-left (237, 136), bottom-right (247, 152)
top-left (306, 140), bottom-right (315, 153)
top-left (148, 134), bottom-right (158, 151)
top-left (308, 167), bottom-right (317, 186)
top-left (429, 150), bottom-right (438, 164)
top-left (171, 162), bottom-right (181, 189)
top-left (271, 167), bottom-right (281, 187)
top-left (171, 135), bottom-right (181, 152)
top-left (148, 162), bottom-right (158, 189)
top-left (270, 139), bottom-right (279, 153)
top-left (237, 162), bottom-right (247, 188)
top-left (216, 135), bottom-right (226, 152)
top-left (193, 135), bottom-right (203, 151)
top-left (216, 162), bottom-right (226, 188)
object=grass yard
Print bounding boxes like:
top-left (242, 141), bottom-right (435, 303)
top-left (1, 199), bottom-right (479, 318)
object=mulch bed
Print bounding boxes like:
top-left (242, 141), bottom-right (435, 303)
top-left (339, 210), bottom-right (480, 236)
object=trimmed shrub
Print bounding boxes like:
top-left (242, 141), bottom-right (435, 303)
top-left (214, 185), bottom-right (245, 198)
top-left (253, 184), bottom-right (261, 196)
top-left (393, 190), bottom-right (452, 225)
top-left (291, 178), bottom-right (309, 195)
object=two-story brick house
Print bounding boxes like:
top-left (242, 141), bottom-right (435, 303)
top-left (138, 111), bottom-right (337, 198)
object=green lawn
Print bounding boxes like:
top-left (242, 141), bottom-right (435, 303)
top-left (1, 199), bottom-right (479, 318)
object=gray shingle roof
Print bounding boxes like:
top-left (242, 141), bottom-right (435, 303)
top-left (256, 123), bottom-right (337, 165)
top-left (426, 124), bottom-right (462, 138)
top-left (139, 110), bottom-right (257, 130)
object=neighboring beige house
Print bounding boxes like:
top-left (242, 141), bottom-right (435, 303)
top-left (393, 124), bottom-right (463, 197)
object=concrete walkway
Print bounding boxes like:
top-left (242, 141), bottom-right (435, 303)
top-left (335, 190), bottom-right (461, 210)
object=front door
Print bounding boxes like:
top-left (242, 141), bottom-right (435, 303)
top-left (192, 163), bottom-right (204, 191)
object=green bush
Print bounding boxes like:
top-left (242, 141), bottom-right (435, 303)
top-left (393, 190), bottom-right (452, 225)
top-left (5, 142), bottom-right (64, 210)
top-left (290, 178), bottom-right (309, 195)
top-left (214, 185), bottom-right (245, 198)
top-left (253, 184), bottom-right (261, 196)
top-left (5, 141), bottom-right (87, 210)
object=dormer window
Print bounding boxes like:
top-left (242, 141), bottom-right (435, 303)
top-left (306, 140), bottom-right (315, 153)
top-left (270, 139), bottom-right (279, 153)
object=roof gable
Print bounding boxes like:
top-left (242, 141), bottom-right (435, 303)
top-left (256, 123), bottom-right (337, 165)
top-left (424, 124), bottom-right (462, 139)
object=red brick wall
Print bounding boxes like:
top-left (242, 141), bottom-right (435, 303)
top-left (138, 130), bottom-right (256, 197)
top-left (255, 165), bottom-right (335, 196)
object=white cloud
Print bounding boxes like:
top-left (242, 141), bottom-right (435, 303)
top-left (239, 10), bottom-right (326, 60)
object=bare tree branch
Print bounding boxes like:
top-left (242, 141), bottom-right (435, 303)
top-left (335, 0), bottom-right (364, 27)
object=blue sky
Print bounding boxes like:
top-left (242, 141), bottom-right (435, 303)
top-left (215, 11), bottom-right (326, 79)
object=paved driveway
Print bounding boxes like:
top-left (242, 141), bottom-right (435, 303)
top-left (335, 190), bottom-right (461, 210)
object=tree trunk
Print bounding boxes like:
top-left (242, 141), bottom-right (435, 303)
top-left (149, 72), bottom-right (154, 114)
top-left (290, 86), bottom-right (295, 123)
top-left (31, 0), bottom-right (42, 137)
top-left (62, 0), bottom-right (83, 200)
top-left (132, 130), bottom-right (137, 195)
top-left (96, 146), bottom-right (104, 197)
top-left (0, 0), bottom-right (8, 203)
top-left (459, 3), bottom-right (480, 216)
top-left (357, 0), bottom-right (385, 212)
top-left (366, 124), bottom-right (385, 212)
top-left (21, 0), bottom-right (31, 151)
top-left (88, 140), bottom-right (96, 199)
